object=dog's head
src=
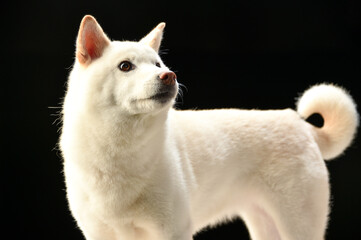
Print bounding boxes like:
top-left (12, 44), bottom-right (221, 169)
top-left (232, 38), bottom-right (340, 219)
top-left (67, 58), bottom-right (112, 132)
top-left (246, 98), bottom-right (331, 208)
top-left (66, 15), bottom-right (178, 116)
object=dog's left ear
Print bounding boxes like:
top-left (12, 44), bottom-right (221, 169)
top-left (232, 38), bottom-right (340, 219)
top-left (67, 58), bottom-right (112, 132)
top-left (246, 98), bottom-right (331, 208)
top-left (139, 22), bottom-right (165, 53)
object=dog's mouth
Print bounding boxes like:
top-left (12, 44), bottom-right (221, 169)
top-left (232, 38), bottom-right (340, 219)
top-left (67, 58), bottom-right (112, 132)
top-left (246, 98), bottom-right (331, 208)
top-left (150, 86), bottom-right (177, 104)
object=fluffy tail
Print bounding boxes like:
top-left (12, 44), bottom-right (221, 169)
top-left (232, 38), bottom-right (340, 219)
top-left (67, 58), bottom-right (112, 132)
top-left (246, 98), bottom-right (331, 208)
top-left (297, 84), bottom-right (359, 160)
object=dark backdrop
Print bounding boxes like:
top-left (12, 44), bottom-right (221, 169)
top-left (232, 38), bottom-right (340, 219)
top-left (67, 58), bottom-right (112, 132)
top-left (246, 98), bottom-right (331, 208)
top-left (2, 0), bottom-right (360, 239)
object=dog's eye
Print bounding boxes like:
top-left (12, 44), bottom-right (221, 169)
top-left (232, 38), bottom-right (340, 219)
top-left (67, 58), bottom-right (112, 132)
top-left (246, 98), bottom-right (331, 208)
top-left (155, 62), bottom-right (161, 68)
top-left (118, 61), bottom-right (133, 72)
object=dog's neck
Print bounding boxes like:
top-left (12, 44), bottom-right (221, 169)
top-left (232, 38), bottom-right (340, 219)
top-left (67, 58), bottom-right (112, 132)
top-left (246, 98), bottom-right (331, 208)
top-left (64, 106), bottom-right (170, 171)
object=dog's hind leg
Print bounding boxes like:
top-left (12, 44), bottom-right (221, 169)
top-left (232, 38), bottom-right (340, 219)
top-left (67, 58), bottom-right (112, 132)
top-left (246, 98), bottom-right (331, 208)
top-left (241, 203), bottom-right (282, 240)
top-left (240, 171), bottom-right (329, 240)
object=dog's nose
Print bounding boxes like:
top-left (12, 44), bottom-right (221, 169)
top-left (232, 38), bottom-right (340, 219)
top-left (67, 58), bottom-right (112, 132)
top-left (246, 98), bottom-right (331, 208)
top-left (159, 71), bottom-right (177, 86)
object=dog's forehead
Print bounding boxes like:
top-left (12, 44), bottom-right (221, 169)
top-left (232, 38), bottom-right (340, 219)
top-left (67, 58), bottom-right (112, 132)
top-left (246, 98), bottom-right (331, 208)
top-left (110, 41), bottom-right (159, 62)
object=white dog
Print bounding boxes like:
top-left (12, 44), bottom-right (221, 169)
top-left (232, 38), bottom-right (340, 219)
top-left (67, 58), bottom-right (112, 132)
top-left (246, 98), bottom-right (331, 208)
top-left (60, 15), bottom-right (359, 240)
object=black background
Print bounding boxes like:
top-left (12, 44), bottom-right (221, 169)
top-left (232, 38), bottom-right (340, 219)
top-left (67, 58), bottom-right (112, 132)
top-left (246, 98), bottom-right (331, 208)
top-left (2, 0), bottom-right (361, 239)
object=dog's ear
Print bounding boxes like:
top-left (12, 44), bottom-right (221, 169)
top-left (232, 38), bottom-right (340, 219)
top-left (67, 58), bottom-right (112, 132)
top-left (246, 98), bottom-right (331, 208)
top-left (76, 15), bottom-right (110, 66)
top-left (139, 22), bottom-right (165, 53)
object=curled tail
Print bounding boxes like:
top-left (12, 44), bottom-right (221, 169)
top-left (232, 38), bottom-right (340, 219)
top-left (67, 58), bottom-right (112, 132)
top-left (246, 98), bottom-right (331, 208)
top-left (297, 84), bottom-right (359, 160)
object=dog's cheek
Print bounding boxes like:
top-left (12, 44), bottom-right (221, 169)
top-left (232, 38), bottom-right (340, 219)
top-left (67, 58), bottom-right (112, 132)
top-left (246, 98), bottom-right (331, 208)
top-left (116, 87), bottom-right (145, 114)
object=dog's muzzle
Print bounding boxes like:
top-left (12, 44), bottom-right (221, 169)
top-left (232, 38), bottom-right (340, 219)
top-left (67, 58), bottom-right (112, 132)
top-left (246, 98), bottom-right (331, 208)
top-left (151, 71), bottom-right (177, 103)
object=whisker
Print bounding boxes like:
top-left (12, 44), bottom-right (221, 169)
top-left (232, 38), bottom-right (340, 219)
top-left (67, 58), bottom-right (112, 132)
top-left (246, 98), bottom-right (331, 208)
top-left (174, 83), bottom-right (188, 107)
top-left (49, 103), bottom-right (64, 131)
top-left (159, 49), bottom-right (169, 56)
top-left (178, 83), bottom-right (188, 93)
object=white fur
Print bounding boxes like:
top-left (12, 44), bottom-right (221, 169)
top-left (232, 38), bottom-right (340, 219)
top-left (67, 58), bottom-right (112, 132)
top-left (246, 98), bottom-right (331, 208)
top-left (60, 16), bottom-right (359, 240)
top-left (297, 84), bottom-right (359, 160)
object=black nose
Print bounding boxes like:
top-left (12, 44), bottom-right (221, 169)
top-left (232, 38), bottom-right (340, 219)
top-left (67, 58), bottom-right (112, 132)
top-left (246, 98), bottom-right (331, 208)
top-left (159, 71), bottom-right (177, 86)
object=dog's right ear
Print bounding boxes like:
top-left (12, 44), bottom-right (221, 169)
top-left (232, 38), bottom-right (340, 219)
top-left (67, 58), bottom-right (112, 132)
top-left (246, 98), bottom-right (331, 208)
top-left (139, 22), bottom-right (166, 53)
top-left (76, 15), bottom-right (110, 66)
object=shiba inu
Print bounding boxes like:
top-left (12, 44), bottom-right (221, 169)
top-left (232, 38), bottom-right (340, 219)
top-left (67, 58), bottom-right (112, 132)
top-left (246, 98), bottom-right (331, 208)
top-left (60, 15), bottom-right (359, 240)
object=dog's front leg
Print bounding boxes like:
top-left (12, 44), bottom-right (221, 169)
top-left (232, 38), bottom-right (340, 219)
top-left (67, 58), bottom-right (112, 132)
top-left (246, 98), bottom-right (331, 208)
top-left (165, 194), bottom-right (194, 240)
top-left (144, 215), bottom-right (193, 240)
top-left (168, 222), bottom-right (193, 240)
top-left (141, 181), bottom-right (193, 240)
top-left (162, 201), bottom-right (194, 240)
